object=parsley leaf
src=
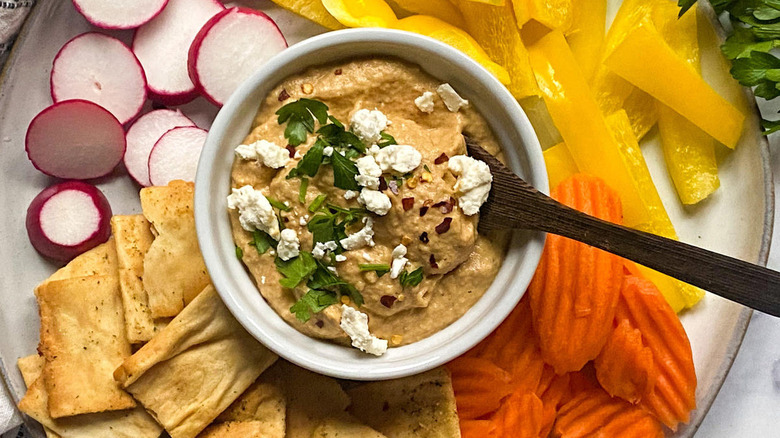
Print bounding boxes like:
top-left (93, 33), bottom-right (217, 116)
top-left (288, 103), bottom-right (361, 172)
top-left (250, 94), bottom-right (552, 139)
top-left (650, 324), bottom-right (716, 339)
top-left (731, 51), bottom-right (780, 99)
top-left (399, 267), bottom-right (424, 288)
top-left (236, 246), bottom-right (243, 259)
top-left (275, 251), bottom-right (317, 289)
top-left (276, 98), bottom-right (329, 146)
top-left (763, 117), bottom-right (780, 134)
top-left (252, 230), bottom-right (277, 255)
top-left (722, 26), bottom-right (780, 60)
top-left (289, 289), bottom-right (339, 322)
top-left (330, 150), bottom-right (360, 190)
top-left (267, 197), bottom-right (291, 211)
top-left (306, 261), bottom-right (364, 306)
top-left (299, 178), bottom-right (309, 204)
top-left (318, 121), bottom-right (366, 153)
top-left (377, 131), bottom-right (397, 148)
top-left (359, 263), bottom-right (390, 277)
top-left (307, 212), bottom-right (337, 244)
top-left (288, 138), bottom-right (326, 179)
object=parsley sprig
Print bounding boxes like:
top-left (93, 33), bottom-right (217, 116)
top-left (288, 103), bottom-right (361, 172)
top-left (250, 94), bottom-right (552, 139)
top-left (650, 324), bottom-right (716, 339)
top-left (399, 267), bottom-right (424, 288)
top-left (679, 0), bottom-right (780, 132)
top-left (276, 98), bottom-right (329, 146)
top-left (307, 203), bottom-right (367, 249)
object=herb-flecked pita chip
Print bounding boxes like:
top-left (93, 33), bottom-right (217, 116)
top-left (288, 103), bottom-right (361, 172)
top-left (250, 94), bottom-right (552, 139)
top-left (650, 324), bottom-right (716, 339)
top-left (37, 274), bottom-right (136, 418)
top-left (42, 239), bottom-right (117, 285)
top-left (111, 215), bottom-right (157, 343)
top-left (17, 355), bottom-right (162, 438)
top-left (347, 367), bottom-right (460, 438)
top-left (311, 416), bottom-right (388, 437)
top-left (140, 180), bottom-right (210, 318)
top-left (114, 285), bottom-right (277, 438)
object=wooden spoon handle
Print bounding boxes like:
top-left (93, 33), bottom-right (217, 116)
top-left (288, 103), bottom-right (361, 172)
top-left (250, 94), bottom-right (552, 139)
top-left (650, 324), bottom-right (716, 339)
top-left (532, 195), bottom-right (780, 316)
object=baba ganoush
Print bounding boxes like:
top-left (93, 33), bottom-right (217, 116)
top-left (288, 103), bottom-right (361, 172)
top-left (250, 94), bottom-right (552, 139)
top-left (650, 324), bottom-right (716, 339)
top-left (228, 58), bottom-right (507, 356)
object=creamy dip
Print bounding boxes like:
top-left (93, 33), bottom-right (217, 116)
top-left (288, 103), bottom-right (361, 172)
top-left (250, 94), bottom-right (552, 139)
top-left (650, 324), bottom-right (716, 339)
top-left (229, 58), bottom-right (507, 352)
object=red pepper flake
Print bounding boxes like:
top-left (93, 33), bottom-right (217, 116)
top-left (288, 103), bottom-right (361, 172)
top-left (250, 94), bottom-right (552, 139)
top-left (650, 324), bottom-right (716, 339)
top-left (419, 232), bottom-right (429, 243)
top-left (285, 145), bottom-right (296, 158)
top-left (380, 295), bottom-right (397, 308)
top-left (388, 180), bottom-right (399, 195)
top-left (434, 153), bottom-right (449, 164)
top-left (429, 254), bottom-right (439, 269)
top-left (420, 200), bottom-right (432, 217)
top-left (278, 89), bottom-right (290, 101)
top-left (378, 176), bottom-right (388, 191)
top-left (402, 197), bottom-right (415, 211)
top-left (436, 217), bottom-right (453, 234)
top-left (335, 68), bottom-right (343, 75)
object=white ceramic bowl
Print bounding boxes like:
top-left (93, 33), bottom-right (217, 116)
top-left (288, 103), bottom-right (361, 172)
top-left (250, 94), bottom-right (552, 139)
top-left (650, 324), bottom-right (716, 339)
top-left (195, 28), bottom-right (548, 380)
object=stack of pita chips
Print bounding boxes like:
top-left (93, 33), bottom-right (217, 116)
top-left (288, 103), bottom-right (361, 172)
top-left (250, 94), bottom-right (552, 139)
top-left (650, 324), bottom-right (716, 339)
top-left (16, 180), bottom-right (463, 438)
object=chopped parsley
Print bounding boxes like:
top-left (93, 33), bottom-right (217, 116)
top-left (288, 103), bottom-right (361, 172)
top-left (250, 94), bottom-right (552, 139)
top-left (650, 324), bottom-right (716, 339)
top-left (252, 230), bottom-right (277, 255)
top-left (267, 197), bottom-right (291, 211)
top-left (288, 138), bottom-right (326, 179)
top-left (307, 204), bottom-right (367, 247)
top-left (330, 149), bottom-right (360, 190)
top-left (290, 289), bottom-right (340, 322)
top-left (399, 267), bottom-right (424, 288)
top-left (275, 251), bottom-right (317, 289)
top-left (299, 178), bottom-right (309, 203)
top-left (377, 131), bottom-right (397, 147)
top-left (276, 98), bottom-right (329, 146)
top-left (318, 118), bottom-right (366, 153)
top-left (308, 194), bottom-right (327, 213)
top-left (308, 260), bottom-right (364, 306)
top-left (359, 263), bottom-right (390, 277)
top-left (235, 246), bottom-right (243, 259)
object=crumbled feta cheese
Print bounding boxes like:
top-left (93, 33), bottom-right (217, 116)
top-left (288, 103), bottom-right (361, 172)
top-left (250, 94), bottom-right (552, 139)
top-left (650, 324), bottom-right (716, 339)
top-left (368, 145), bottom-right (381, 156)
top-left (323, 146), bottom-right (334, 157)
top-left (312, 241), bottom-right (338, 260)
top-left (335, 254), bottom-right (347, 262)
top-left (339, 305), bottom-right (388, 356)
top-left (234, 140), bottom-right (290, 168)
top-left (299, 217), bottom-right (307, 226)
top-left (448, 155), bottom-right (493, 216)
top-left (328, 266), bottom-right (338, 273)
top-left (414, 91), bottom-right (435, 113)
top-left (277, 229), bottom-right (300, 261)
top-left (374, 144), bottom-right (422, 174)
top-left (362, 252), bottom-right (371, 261)
top-left (390, 244), bottom-right (408, 279)
top-left (340, 218), bottom-right (375, 250)
top-left (344, 190), bottom-right (358, 200)
top-left (261, 276), bottom-right (266, 285)
top-left (358, 188), bottom-right (392, 216)
top-left (226, 185), bottom-right (281, 239)
top-left (350, 109), bottom-right (389, 144)
top-left (437, 83), bottom-right (469, 112)
top-left (355, 155), bottom-right (382, 189)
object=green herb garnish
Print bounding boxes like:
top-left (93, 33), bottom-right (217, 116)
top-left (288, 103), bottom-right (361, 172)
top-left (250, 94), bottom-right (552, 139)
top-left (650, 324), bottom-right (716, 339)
top-left (423, 164), bottom-right (431, 173)
top-left (359, 263), bottom-right (390, 277)
top-left (288, 138), bottom-right (326, 179)
top-left (307, 204), bottom-right (367, 246)
top-left (308, 194), bottom-right (327, 213)
top-left (330, 150), bottom-right (360, 191)
top-left (290, 289), bottom-right (340, 322)
top-left (377, 131), bottom-right (397, 148)
top-left (252, 229), bottom-right (277, 255)
top-left (275, 251), bottom-right (317, 289)
top-left (318, 120), bottom-right (366, 153)
top-left (308, 261), bottom-right (364, 306)
top-left (299, 178), bottom-right (309, 204)
top-left (235, 246), bottom-right (243, 259)
top-left (276, 98), bottom-right (329, 146)
top-left (399, 267), bottom-right (424, 288)
top-left (267, 197), bottom-right (291, 211)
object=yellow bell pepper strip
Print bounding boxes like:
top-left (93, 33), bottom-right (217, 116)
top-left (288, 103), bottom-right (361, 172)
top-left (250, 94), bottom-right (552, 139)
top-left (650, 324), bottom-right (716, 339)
top-left (459, 0), bottom-right (505, 5)
top-left (453, 0), bottom-right (539, 98)
top-left (393, 15), bottom-right (510, 85)
top-left (519, 96), bottom-right (562, 150)
top-left (604, 23), bottom-right (746, 149)
top-left (657, 105), bottom-right (720, 205)
top-left (386, 0), bottom-right (466, 28)
top-left (524, 0), bottom-right (573, 33)
top-left (527, 30), bottom-right (649, 228)
top-left (566, 0), bottom-right (606, 81)
top-left (626, 262), bottom-right (705, 313)
top-left (322, 0), bottom-right (398, 28)
top-left (543, 142), bottom-right (578, 190)
top-left (268, 0), bottom-right (345, 30)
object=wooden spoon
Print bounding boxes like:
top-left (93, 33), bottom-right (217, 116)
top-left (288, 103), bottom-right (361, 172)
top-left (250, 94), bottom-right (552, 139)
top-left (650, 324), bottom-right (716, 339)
top-left (466, 139), bottom-right (780, 317)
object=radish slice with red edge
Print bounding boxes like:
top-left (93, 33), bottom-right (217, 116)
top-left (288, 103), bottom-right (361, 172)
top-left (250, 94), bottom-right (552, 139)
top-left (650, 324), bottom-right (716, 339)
top-left (72, 0), bottom-right (169, 30)
top-left (26, 100), bottom-right (126, 180)
top-left (26, 181), bottom-right (112, 262)
top-left (133, 0), bottom-right (224, 106)
top-left (51, 32), bottom-right (147, 125)
top-left (148, 126), bottom-right (208, 186)
top-left (188, 7), bottom-right (287, 107)
top-left (125, 109), bottom-right (196, 186)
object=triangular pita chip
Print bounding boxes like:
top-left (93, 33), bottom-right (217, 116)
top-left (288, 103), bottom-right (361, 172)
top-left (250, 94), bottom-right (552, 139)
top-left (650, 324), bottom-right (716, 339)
top-left (311, 416), bottom-right (388, 437)
top-left (114, 285), bottom-right (277, 438)
top-left (140, 180), bottom-right (211, 318)
top-left (42, 239), bottom-right (117, 285)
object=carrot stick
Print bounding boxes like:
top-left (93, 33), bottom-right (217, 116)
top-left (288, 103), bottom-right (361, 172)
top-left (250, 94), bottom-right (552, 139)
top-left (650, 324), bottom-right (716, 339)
top-left (460, 420), bottom-right (498, 438)
top-left (595, 319), bottom-right (658, 404)
top-left (554, 388), bottom-right (664, 438)
top-left (447, 356), bottom-right (514, 420)
top-left (492, 389), bottom-right (544, 438)
top-left (528, 174), bottom-right (624, 373)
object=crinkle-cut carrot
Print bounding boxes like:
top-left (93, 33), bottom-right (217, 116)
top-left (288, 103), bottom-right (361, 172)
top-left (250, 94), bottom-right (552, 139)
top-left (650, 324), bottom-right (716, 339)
top-left (528, 174), bottom-right (624, 374)
top-left (460, 419), bottom-right (498, 438)
top-left (469, 297), bottom-right (546, 391)
top-left (554, 388), bottom-right (664, 438)
top-left (447, 356), bottom-right (514, 420)
top-left (618, 275), bottom-right (696, 430)
top-left (595, 319), bottom-right (658, 404)
top-left (537, 365), bottom-right (572, 437)
top-left (493, 389), bottom-right (544, 438)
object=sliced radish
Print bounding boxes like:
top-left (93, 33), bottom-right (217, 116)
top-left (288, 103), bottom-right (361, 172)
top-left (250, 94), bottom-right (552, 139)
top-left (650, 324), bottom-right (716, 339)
top-left (188, 7), bottom-right (287, 106)
top-left (148, 126), bottom-right (208, 186)
top-left (26, 100), bottom-right (126, 180)
top-left (26, 181), bottom-right (112, 262)
top-left (51, 32), bottom-right (147, 125)
top-left (72, 0), bottom-right (169, 30)
top-left (132, 0), bottom-right (224, 105)
top-left (125, 109), bottom-right (196, 186)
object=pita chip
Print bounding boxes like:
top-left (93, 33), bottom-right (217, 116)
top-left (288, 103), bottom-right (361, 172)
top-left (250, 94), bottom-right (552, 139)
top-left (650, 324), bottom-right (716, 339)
top-left (111, 215), bottom-right (157, 343)
top-left (37, 274), bottom-right (136, 418)
top-left (262, 361), bottom-right (351, 438)
top-left (140, 180), bottom-right (210, 318)
top-left (347, 367), bottom-right (461, 438)
top-left (17, 355), bottom-right (162, 438)
top-left (43, 239), bottom-right (117, 285)
top-left (114, 285), bottom-right (277, 438)
top-left (311, 416), bottom-right (388, 438)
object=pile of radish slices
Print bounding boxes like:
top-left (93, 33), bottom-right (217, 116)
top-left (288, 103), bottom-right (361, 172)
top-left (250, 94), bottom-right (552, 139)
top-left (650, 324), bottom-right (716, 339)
top-left (25, 0), bottom-right (287, 262)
